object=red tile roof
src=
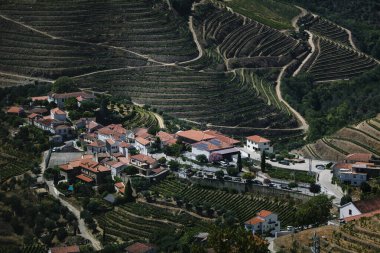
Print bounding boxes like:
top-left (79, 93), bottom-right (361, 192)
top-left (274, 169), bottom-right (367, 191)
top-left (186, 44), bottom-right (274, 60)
top-left (51, 91), bottom-right (93, 99)
top-left (126, 242), bottom-right (155, 253)
top-left (246, 135), bottom-right (270, 143)
top-left (177, 130), bottom-right (214, 142)
top-left (115, 182), bottom-right (125, 189)
top-left (136, 137), bottom-right (151, 146)
top-left (119, 141), bottom-right (132, 148)
top-left (88, 140), bottom-right (105, 148)
top-left (27, 113), bottom-right (39, 119)
top-left (31, 96), bottom-right (48, 101)
top-left (134, 128), bottom-right (149, 137)
top-left (131, 154), bottom-right (157, 165)
top-left (50, 245), bottom-right (80, 253)
top-left (257, 210), bottom-right (272, 218)
top-left (203, 130), bottom-right (240, 145)
top-left (157, 131), bottom-right (177, 144)
top-left (7, 106), bottom-right (24, 114)
top-left (51, 108), bottom-right (66, 115)
top-left (245, 217), bottom-right (264, 225)
top-left (76, 174), bottom-right (94, 183)
top-left (353, 198), bottom-right (380, 214)
top-left (344, 209), bottom-right (380, 222)
top-left (345, 153), bottom-right (373, 163)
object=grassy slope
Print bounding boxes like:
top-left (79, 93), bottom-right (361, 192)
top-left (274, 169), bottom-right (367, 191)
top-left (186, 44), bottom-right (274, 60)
top-left (224, 0), bottom-right (300, 29)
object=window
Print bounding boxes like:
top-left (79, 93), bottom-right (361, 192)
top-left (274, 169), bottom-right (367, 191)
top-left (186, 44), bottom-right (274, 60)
top-left (349, 209), bottom-right (352, 215)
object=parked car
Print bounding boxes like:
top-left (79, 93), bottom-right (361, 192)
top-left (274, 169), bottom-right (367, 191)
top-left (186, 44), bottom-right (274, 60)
top-left (268, 183), bottom-right (276, 187)
top-left (252, 180), bottom-right (263, 185)
top-left (279, 160), bottom-right (290, 166)
top-left (280, 184), bottom-right (290, 189)
top-left (270, 158), bottom-right (277, 162)
top-left (223, 176), bottom-right (232, 181)
top-left (233, 177), bottom-right (242, 182)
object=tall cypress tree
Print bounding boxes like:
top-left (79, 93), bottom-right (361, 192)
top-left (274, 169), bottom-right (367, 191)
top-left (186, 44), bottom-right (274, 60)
top-left (261, 151), bottom-right (266, 173)
top-left (124, 179), bottom-right (135, 203)
top-left (237, 152), bottom-right (242, 172)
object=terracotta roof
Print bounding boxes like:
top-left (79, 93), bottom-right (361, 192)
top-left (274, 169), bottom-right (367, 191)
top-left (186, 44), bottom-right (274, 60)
top-left (7, 106), bottom-right (24, 114)
top-left (76, 174), bottom-right (93, 183)
top-left (51, 108), bottom-right (66, 115)
top-left (204, 130), bottom-right (240, 145)
top-left (55, 124), bottom-right (71, 130)
top-left (106, 138), bottom-right (116, 145)
top-left (126, 242), bottom-right (155, 253)
top-left (28, 113), bottom-right (39, 119)
top-left (157, 131), bottom-right (177, 144)
top-left (88, 140), bottom-right (105, 148)
top-left (87, 121), bottom-right (102, 130)
top-left (335, 163), bottom-right (353, 170)
top-left (30, 107), bottom-right (48, 114)
top-left (50, 245), bottom-right (80, 253)
top-left (136, 137), bottom-right (151, 146)
top-left (112, 152), bottom-right (124, 158)
top-left (246, 135), bottom-right (270, 143)
top-left (176, 130), bottom-right (214, 142)
top-left (192, 139), bottom-right (233, 152)
top-left (119, 141), bottom-right (132, 148)
top-left (31, 96), bottom-right (48, 101)
top-left (134, 128), bottom-right (148, 137)
top-left (245, 217), bottom-right (264, 225)
top-left (257, 210), bottom-right (272, 218)
top-left (115, 182), bottom-right (125, 189)
top-left (51, 91), bottom-right (92, 99)
top-left (118, 157), bottom-right (130, 165)
top-left (353, 198), bottom-right (380, 214)
top-left (131, 154), bottom-right (157, 165)
top-left (346, 153), bottom-right (373, 162)
top-left (344, 209), bottom-right (380, 222)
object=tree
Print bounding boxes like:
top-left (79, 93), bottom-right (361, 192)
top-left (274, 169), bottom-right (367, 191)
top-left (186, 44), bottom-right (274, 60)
top-left (124, 166), bottom-right (138, 175)
top-left (124, 180), bottom-right (135, 202)
top-left (171, 0), bottom-right (193, 16)
top-left (207, 225), bottom-right (269, 253)
top-left (261, 151), bottom-right (266, 172)
top-left (288, 182), bottom-right (298, 188)
top-left (227, 167), bottom-right (239, 177)
top-left (56, 227), bottom-right (67, 241)
top-left (340, 195), bottom-right (352, 206)
top-left (168, 160), bottom-right (180, 171)
top-left (360, 181), bottom-right (372, 193)
top-left (309, 183), bottom-right (321, 194)
top-left (52, 76), bottom-right (77, 93)
top-left (196, 154), bottom-right (208, 164)
top-left (158, 157), bottom-right (167, 165)
top-left (215, 170), bottom-right (224, 180)
top-left (242, 172), bottom-right (255, 180)
top-left (237, 152), bottom-right (242, 172)
top-left (64, 97), bottom-right (78, 110)
top-left (295, 195), bottom-right (332, 226)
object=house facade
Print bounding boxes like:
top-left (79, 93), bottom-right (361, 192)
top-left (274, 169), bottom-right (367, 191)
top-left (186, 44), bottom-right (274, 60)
top-left (48, 91), bottom-right (95, 108)
top-left (246, 135), bottom-right (273, 153)
top-left (130, 154), bottom-right (158, 176)
top-left (244, 210), bottom-right (280, 235)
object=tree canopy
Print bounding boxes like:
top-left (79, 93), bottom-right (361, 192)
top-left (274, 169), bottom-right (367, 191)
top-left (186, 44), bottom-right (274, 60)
top-left (52, 76), bottom-right (78, 93)
top-left (295, 194), bottom-right (332, 226)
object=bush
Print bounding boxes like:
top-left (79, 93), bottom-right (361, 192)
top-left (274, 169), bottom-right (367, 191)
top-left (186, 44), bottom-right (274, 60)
top-left (226, 167), bottom-right (239, 176)
top-left (196, 154), bottom-right (208, 164)
top-left (168, 160), bottom-right (180, 171)
top-left (124, 166), bottom-right (138, 175)
top-left (288, 182), bottom-right (298, 188)
top-left (309, 183), bottom-right (321, 194)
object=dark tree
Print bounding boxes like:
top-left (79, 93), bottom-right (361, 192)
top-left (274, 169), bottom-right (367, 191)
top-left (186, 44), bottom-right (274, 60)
top-left (52, 76), bottom-right (78, 93)
top-left (237, 152), bottom-right (242, 172)
top-left (261, 151), bottom-right (266, 173)
top-left (124, 180), bottom-right (135, 203)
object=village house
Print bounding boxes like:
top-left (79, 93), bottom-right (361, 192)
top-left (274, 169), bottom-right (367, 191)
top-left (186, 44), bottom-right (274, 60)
top-left (6, 106), bottom-right (24, 116)
top-left (51, 108), bottom-right (67, 121)
top-left (97, 124), bottom-right (127, 142)
top-left (114, 182), bottom-right (125, 194)
top-left (192, 138), bottom-right (240, 162)
top-left (125, 242), bottom-right (156, 253)
top-left (245, 135), bottom-right (273, 154)
top-left (203, 130), bottom-right (240, 146)
top-left (27, 113), bottom-right (41, 125)
top-left (135, 137), bottom-right (152, 155)
top-left (130, 154), bottom-right (159, 176)
top-left (48, 91), bottom-right (95, 108)
top-left (244, 210), bottom-right (280, 235)
top-left (73, 117), bottom-right (96, 130)
top-left (340, 198), bottom-right (380, 221)
top-left (345, 153), bottom-right (374, 164)
top-left (87, 140), bottom-right (107, 154)
top-left (49, 245), bottom-right (80, 253)
top-left (156, 131), bottom-right (177, 148)
top-left (176, 129), bottom-right (214, 144)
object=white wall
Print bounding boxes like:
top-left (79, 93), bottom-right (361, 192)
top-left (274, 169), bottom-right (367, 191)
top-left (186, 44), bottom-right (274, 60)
top-left (340, 203), bottom-right (362, 219)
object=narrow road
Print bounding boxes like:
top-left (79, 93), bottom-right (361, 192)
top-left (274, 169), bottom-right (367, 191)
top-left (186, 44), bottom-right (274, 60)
top-left (292, 6), bottom-right (308, 32)
top-left (0, 71), bottom-right (53, 83)
top-left (178, 15), bottom-right (203, 65)
top-left (275, 63), bottom-right (309, 132)
top-left (293, 31), bottom-right (316, 76)
top-left (153, 112), bottom-right (165, 129)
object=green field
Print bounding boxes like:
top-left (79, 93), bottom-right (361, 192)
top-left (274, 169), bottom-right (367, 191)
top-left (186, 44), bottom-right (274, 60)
top-left (267, 167), bottom-right (315, 183)
top-left (224, 0), bottom-right (300, 29)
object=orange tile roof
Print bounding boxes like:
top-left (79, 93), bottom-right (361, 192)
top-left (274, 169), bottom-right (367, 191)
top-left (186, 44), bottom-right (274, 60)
top-left (131, 154), bottom-right (157, 165)
top-left (76, 174), bottom-right (94, 183)
top-left (119, 141), bottom-right (132, 148)
top-left (7, 106), bottom-right (23, 114)
top-left (353, 198), bottom-right (380, 214)
top-left (126, 242), bottom-right (155, 253)
top-left (115, 182), bottom-right (125, 189)
top-left (31, 96), bottom-right (48, 101)
top-left (136, 137), bottom-right (151, 146)
top-left (51, 108), bottom-right (66, 115)
top-left (346, 153), bottom-right (372, 162)
top-left (257, 210), bottom-right (272, 217)
top-left (50, 245), bottom-right (80, 253)
top-left (157, 131), bottom-right (177, 144)
top-left (106, 138), bottom-right (116, 145)
top-left (204, 130), bottom-right (240, 145)
top-left (245, 217), bottom-right (264, 225)
top-left (27, 113), bottom-right (39, 119)
top-left (344, 209), bottom-right (380, 222)
top-left (134, 127), bottom-right (149, 137)
top-left (177, 130), bottom-right (214, 142)
top-left (246, 135), bottom-right (270, 143)
top-left (88, 140), bottom-right (105, 147)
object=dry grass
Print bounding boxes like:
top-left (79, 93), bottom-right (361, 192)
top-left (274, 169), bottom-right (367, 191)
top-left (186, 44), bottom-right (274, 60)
top-left (329, 138), bottom-right (374, 155)
top-left (335, 128), bottom-right (380, 151)
top-left (356, 122), bottom-right (380, 139)
top-left (274, 225), bottom-right (337, 252)
top-left (310, 139), bottom-right (346, 161)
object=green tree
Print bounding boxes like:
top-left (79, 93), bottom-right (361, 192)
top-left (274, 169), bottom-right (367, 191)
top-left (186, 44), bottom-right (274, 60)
top-left (295, 195), bottom-right (332, 226)
top-left (215, 170), bottom-right (224, 180)
top-left (237, 152), bottom-right (242, 172)
top-left (56, 227), bottom-right (67, 241)
top-left (196, 154), bottom-right (208, 164)
top-left (227, 167), bottom-right (239, 176)
top-left (52, 76), bottom-right (77, 93)
top-left (261, 151), bottom-right (266, 173)
top-left (340, 195), bottom-right (352, 206)
top-left (309, 183), bottom-right (321, 194)
top-left (64, 97), bottom-right (78, 110)
top-left (124, 166), bottom-right (138, 175)
top-left (168, 160), bottom-right (180, 171)
top-left (158, 157), bottom-right (167, 165)
top-left (360, 181), bottom-right (372, 193)
top-left (124, 180), bottom-right (135, 203)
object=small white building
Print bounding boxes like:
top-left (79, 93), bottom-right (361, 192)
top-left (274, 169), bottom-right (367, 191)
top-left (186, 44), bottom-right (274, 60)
top-left (244, 210), bottom-right (280, 235)
top-left (87, 140), bottom-right (106, 154)
top-left (51, 108), bottom-right (67, 121)
top-left (339, 202), bottom-right (362, 219)
top-left (246, 135), bottom-right (273, 153)
top-left (135, 137), bottom-right (151, 155)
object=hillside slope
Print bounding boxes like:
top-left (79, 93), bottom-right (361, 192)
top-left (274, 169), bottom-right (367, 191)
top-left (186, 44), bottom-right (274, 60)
top-left (301, 115), bottom-right (380, 161)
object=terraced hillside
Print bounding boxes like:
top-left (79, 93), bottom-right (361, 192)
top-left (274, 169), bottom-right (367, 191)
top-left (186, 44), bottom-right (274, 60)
top-left (194, 4), bottom-right (308, 70)
top-left (76, 66), bottom-right (297, 129)
top-left (150, 179), bottom-right (297, 226)
top-left (299, 14), bottom-right (351, 45)
top-left (0, 149), bottom-right (34, 183)
top-left (0, 0), bottom-right (197, 63)
top-left (0, 17), bottom-right (147, 79)
top-left (300, 37), bottom-right (378, 82)
top-left (301, 115), bottom-right (380, 161)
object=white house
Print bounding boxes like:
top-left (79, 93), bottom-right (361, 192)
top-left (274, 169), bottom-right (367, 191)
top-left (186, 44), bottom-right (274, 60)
top-left (48, 91), bottom-right (95, 108)
top-left (340, 198), bottom-right (380, 220)
top-left (87, 140), bottom-right (106, 154)
top-left (244, 210), bottom-right (280, 235)
top-left (130, 154), bottom-right (158, 176)
top-left (246, 135), bottom-right (273, 153)
top-left (51, 108), bottom-right (67, 121)
top-left (135, 137), bottom-right (151, 155)
top-left (106, 138), bottom-right (119, 154)
top-left (191, 139), bottom-right (240, 162)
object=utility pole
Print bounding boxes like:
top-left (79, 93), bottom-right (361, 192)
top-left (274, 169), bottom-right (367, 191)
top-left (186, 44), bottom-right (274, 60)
top-left (311, 232), bottom-right (320, 253)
